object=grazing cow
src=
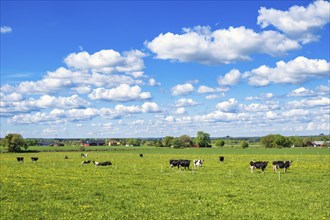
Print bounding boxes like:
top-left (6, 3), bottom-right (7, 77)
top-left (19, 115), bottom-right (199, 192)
top-left (250, 161), bottom-right (268, 173)
top-left (140, 154), bottom-right (143, 158)
top-left (16, 157), bottom-right (24, 162)
top-left (272, 161), bottom-right (292, 173)
top-left (169, 160), bottom-right (180, 169)
top-left (31, 157), bottom-right (39, 162)
top-left (81, 160), bottom-right (91, 165)
top-left (64, 156), bottom-right (69, 159)
top-left (179, 160), bottom-right (191, 170)
top-left (193, 159), bottom-right (203, 169)
top-left (219, 156), bottom-right (225, 162)
top-left (81, 153), bottom-right (88, 158)
top-left (93, 161), bottom-right (112, 166)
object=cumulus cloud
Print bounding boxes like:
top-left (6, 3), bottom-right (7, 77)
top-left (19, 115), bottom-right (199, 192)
top-left (8, 102), bottom-right (161, 124)
top-left (258, 0), bottom-right (330, 43)
top-left (146, 25), bottom-right (299, 65)
top-left (175, 98), bottom-right (199, 107)
top-left (217, 69), bottom-right (241, 86)
top-left (216, 98), bottom-right (238, 113)
top-left (64, 49), bottom-right (146, 75)
top-left (244, 56), bottom-right (330, 86)
top-left (288, 85), bottom-right (330, 97)
top-left (287, 97), bottom-right (330, 109)
top-left (197, 85), bottom-right (228, 93)
top-left (245, 93), bottom-right (274, 101)
top-left (171, 83), bottom-right (194, 96)
top-left (175, 107), bottom-right (187, 114)
top-left (88, 84), bottom-right (151, 102)
top-left (148, 78), bottom-right (161, 86)
top-left (0, 95), bottom-right (90, 116)
top-left (1, 26), bottom-right (12, 33)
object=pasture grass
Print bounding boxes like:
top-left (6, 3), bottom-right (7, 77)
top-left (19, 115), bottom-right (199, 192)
top-left (0, 148), bottom-right (329, 219)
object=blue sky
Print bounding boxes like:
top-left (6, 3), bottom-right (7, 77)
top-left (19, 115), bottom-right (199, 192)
top-left (1, 0), bottom-right (329, 138)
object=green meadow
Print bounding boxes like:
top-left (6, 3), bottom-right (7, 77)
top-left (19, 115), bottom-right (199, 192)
top-left (0, 147), bottom-right (329, 219)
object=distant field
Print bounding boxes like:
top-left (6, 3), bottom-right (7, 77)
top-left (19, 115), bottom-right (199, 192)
top-left (0, 147), bottom-right (329, 219)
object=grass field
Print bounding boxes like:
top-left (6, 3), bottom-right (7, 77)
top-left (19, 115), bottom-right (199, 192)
top-left (0, 147), bottom-right (329, 219)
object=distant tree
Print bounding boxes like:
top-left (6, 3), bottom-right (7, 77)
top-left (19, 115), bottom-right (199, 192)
top-left (289, 136), bottom-right (305, 147)
top-left (170, 138), bottom-right (183, 148)
top-left (215, 139), bottom-right (225, 147)
top-left (127, 138), bottom-right (141, 146)
top-left (179, 135), bottom-right (193, 148)
top-left (261, 134), bottom-right (292, 148)
top-left (155, 140), bottom-right (163, 147)
top-left (195, 131), bottom-right (211, 147)
top-left (25, 138), bottom-right (38, 146)
top-left (240, 140), bottom-right (249, 149)
top-left (3, 134), bottom-right (28, 152)
top-left (162, 136), bottom-right (174, 147)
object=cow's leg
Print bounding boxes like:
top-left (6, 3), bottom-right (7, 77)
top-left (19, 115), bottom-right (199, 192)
top-left (250, 166), bottom-right (254, 173)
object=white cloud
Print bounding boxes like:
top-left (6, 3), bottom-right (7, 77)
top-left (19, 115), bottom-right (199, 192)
top-left (64, 49), bottom-right (146, 75)
top-left (175, 98), bottom-right (199, 107)
top-left (175, 107), bottom-right (186, 114)
top-left (288, 97), bottom-right (330, 109)
top-left (1, 26), bottom-right (12, 33)
top-left (245, 56), bottom-right (330, 86)
top-left (88, 84), bottom-right (151, 102)
top-left (288, 85), bottom-right (329, 97)
top-left (141, 102), bottom-right (161, 113)
top-left (148, 78), bottom-right (161, 86)
top-left (258, 0), bottom-right (330, 43)
top-left (171, 83), bottom-right (194, 96)
top-left (217, 69), bottom-right (241, 86)
top-left (245, 93), bottom-right (274, 101)
top-left (146, 25), bottom-right (299, 65)
top-left (216, 98), bottom-right (238, 113)
top-left (197, 85), bottom-right (228, 93)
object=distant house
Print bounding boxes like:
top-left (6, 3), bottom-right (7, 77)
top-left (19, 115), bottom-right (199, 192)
top-left (312, 141), bottom-right (323, 147)
top-left (81, 140), bottom-right (105, 147)
top-left (54, 143), bottom-right (64, 147)
top-left (108, 140), bottom-right (119, 146)
top-left (38, 142), bottom-right (54, 146)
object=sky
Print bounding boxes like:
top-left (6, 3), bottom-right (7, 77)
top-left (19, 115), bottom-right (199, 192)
top-left (1, 0), bottom-right (329, 138)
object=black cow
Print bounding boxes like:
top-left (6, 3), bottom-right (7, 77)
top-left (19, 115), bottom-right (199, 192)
top-left (93, 161), bottom-right (112, 166)
top-left (179, 160), bottom-right (191, 170)
top-left (250, 161), bottom-right (268, 173)
top-left (272, 161), bottom-right (292, 173)
top-left (169, 160), bottom-right (180, 169)
top-left (64, 156), bottom-right (69, 159)
top-left (31, 157), bottom-right (39, 162)
top-left (219, 156), bottom-right (225, 162)
top-left (140, 154), bottom-right (143, 158)
top-left (81, 160), bottom-right (91, 165)
top-left (16, 157), bottom-right (24, 162)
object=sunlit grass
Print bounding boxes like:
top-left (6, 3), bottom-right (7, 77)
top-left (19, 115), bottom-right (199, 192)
top-left (0, 148), bottom-right (329, 219)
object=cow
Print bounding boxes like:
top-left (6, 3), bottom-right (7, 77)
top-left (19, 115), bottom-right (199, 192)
top-left (81, 160), bottom-right (91, 165)
top-left (31, 157), bottom-right (39, 162)
top-left (64, 156), bottom-right (69, 159)
top-left (16, 157), bottom-right (24, 162)
top-left (250, 161), bottom-right (268, 173)
top-left (81, 153), bottom-right (88, 158)
top-left (219, 156), bottom-right (225, 162)
top-left (169, 160), bottom-right (180, 169)
top-left (179, 160), bottom-right (191, 170)
top-left (140, 154), bottom-right (143, 158)
top-left (272, 161), bottom-right (292, 173)
top-left (93, 161), bottom-right (112, 166)
top-left (193, 159), bottom-right (203, 169)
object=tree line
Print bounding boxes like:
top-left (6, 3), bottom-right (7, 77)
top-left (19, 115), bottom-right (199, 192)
top-left (1, 132), bottom-right (329, 152)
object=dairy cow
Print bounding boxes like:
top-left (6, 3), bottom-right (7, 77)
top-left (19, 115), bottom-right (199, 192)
top-left (193, 159), bottom-right (203, 169)
top-left (250, 161), bottom-right (268, 173)
top-left (272, 161), bottom-right (292, 173)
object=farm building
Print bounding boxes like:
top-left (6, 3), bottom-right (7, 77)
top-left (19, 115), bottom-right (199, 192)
top-left (108, 140), bottom-right (120, 146)
top-left (81, 140), bottom-right (105, 147)
top-left (311, 141), bottom-right (330, 147)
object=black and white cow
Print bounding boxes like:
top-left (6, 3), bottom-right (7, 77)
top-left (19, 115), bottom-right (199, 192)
top-left (31, 157), bottom-right (39, 162)
top-left (219, 156), bottom-right (225, 162)
top-left (179, 160), bottom-right (191, 170)
top-left (193, 159), bottom-right (203, 169)
top-left (250, 161), bottom-right (268, 173)
top-left (169, 160), bottom-right (180, 169)
top-left (93, 161), bottom-right (112, 166)
top-left (81, 153), bottom-right (88, 158)
top-left (16, 157), bottom-right (24, 162)
top-left (272, 161), bottom-right (292, 173)
top-left (81, 160), bottom-right (91, 165)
